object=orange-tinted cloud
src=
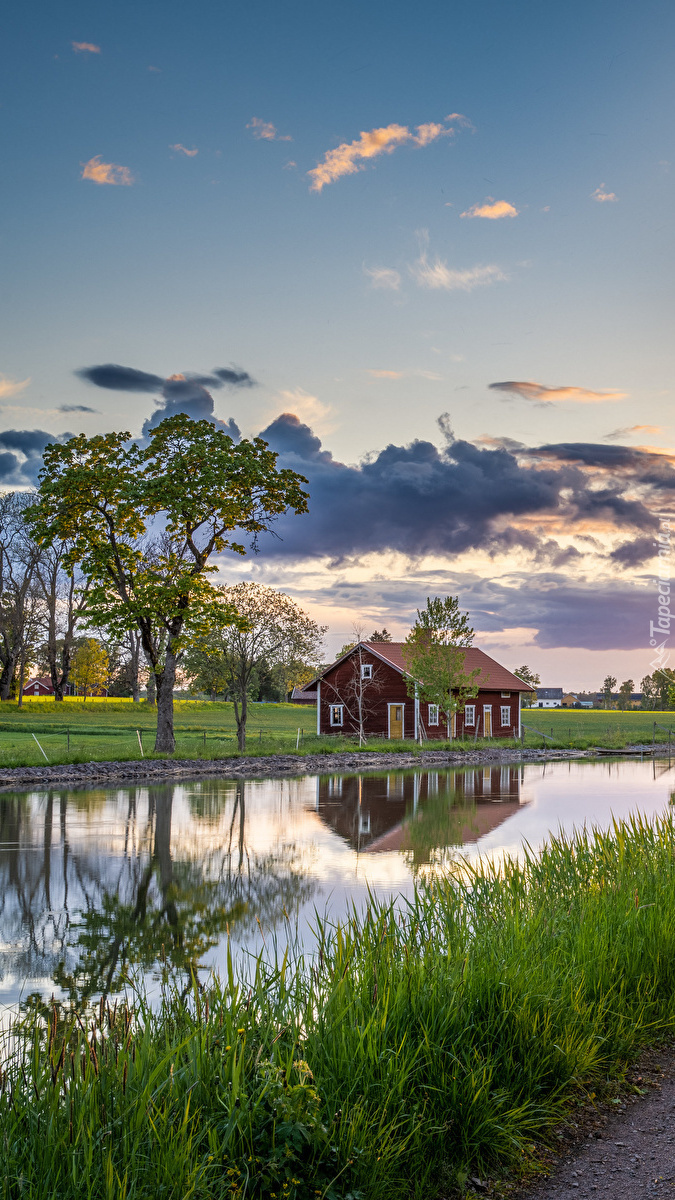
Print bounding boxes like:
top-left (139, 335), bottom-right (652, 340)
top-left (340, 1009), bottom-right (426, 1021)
top-left (368, 370), bottom-right (404, 379)
top-left (605, 424), bottom-right (663, 440)
top-left (170, 144), bottom-right (198, 156)
top-left (81, 156), bottom-right (134, 186)
top-left (490, 380), bottom-right (627, 404)
top-left (247, 117), bottom-right (292, 141)
top-left (0, 376), bottom-right (30, 400)
top-left (591, 184), bottom-right (618, 202)
top-left (308, 115), bottom-right (467, 192)
top-left (72, 41), bottom-right (100, 53)
top-left (413, 253), bottom-right (506, 291)
top-left (364, 266), bottom-right (401, 290)
top-left (461, 198), bottom-right (518, 219)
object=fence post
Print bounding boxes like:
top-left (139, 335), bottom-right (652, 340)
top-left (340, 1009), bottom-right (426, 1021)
top-left (654, 721), bottom-right (656, 747)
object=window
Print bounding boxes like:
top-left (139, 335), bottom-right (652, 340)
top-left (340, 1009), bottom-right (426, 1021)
top-left (330, 704), bottom-right (344, 727)
top-left (428, 703), bottom-right (439, 725)
top-left (464, 704), bottom-right (476, 726)
top-left (501, 705), bottom-right (511, 726)
top-left (501, 691), bottom-right (511, 698)
top-left (361, 663), bottom-right (372, 680)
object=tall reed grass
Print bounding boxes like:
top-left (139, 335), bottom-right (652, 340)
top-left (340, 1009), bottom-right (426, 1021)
top-left (4, 812), bottom-right (675, 1198)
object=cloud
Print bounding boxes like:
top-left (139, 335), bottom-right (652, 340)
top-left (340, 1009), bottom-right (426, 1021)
top-left (489, 380), bottom-right (627, 404)
top-left (460, 198), bottom-right (519, 219)
top-left (246, 118), bottom-right (292, 142)
top-left (0, 376), bottom-right (30, 401)
top-left (170, 144), bottom-right (198, 157)
top-left (251, 414), bottom-right (664, 564)
top-left (0, 430), bottom-right (69, 487)
top-left (273, 390), bottom-right (334, 434)
top-left (72, 41), bottom-right (100, 54)
top-left (364, 266), bottom-right (401, 291)
top-left (308, 114), bottom-right (466, 192)
top-left (76, 363), bottom-right (257, 394)
top-left (366, 369), bottom-right (443, 381)
top-left (592, 184), bottom-right (618, 202)
top-left (605, 424), bottom-right (662, 441)
top-left (58, 404), bottom-right (98, 413)
top-left (76, 364), bottom-right (164, 392)
top-left (212, 367), bottom-right (257, 388)
top-left (81, 156), bottom-right (133, 186)
top-left (412, 250), bottom-right (506, 291)
top-left (75, 362), bottom-right (256, 439)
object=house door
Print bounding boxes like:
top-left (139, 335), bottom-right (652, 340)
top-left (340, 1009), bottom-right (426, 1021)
top-left (483, 705), bottom-right (492, 737)
top-left (388, 704), bottom-right (404, 739)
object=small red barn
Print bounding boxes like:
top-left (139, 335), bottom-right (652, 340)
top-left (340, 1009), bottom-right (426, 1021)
top-left (305, 642), bottom-right (531, 740)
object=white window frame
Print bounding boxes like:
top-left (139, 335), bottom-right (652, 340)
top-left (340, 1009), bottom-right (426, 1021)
top-left (361, 663), bottom-right (373, 680)
top-left (329, 704), bottom-right (344, 727)
top-left (501, 691), bottom-right (511, 698)
top-left (464, 704), bottom-right (476, 726)
top-left (428, 703), bottom-right (439, 726)
top-left (500, 705), bottom-right (511, 726)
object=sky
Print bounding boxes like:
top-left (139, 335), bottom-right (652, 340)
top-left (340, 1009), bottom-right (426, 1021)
top-left (2, 0), bottom-right (675, 689)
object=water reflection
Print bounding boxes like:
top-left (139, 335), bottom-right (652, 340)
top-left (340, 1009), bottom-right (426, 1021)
top-left (1, 759), bottom-right (673, 1012)
top-left (316, 766), bottom-right (521, 869)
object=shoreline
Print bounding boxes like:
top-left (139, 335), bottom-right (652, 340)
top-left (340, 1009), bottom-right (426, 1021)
top-left (0, 743), bottom-right (661, 790)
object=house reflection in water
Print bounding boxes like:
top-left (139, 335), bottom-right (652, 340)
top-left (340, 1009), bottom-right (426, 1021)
top-left (315, 767), bottom-right (525, 864)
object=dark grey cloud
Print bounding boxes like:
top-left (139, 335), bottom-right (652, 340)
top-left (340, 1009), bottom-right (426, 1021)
top-left (0, 430), bottom-right (69, 486)
top-left (75, 361), bottom-right (255, 438)
top-left (610, 537), bottom-right (657, 568)
top-left (76, 363), bottom-right (258, 394)
top-left (59, 404), bottom-right (98, 413)
top-left (253, 414), bottom-right (589, 560)
top-left (76, 364), bottom-right (164, 392)
top-left (212, 367), bottom-right (257, 388)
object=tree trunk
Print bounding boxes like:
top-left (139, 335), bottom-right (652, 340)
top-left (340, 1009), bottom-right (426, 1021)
top-left (234, 689), bottom-right (248, 752)
top-left (129, 633), bottom-right (141, 702)
top-left (154, 650), bottom-right (176, 753)
top-left (146, 670), bottom-right (156, 707)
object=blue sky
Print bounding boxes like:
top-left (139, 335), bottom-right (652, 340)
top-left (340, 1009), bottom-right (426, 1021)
top-left (2, 0), bottom-right (675, 687)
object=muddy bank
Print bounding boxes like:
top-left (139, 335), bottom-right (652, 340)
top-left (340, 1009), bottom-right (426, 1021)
top-left (0, 744), bottom-right (607, 790)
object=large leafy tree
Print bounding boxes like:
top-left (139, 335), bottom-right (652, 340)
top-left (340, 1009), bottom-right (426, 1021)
top-left (27, 414), bottom-right (309, 751)
top-left (513, 664), bottom-right (540, 707)
top-left (402, 596), bottom-right (479, 739)
top-left (183, 582), bottom-right (325, 749)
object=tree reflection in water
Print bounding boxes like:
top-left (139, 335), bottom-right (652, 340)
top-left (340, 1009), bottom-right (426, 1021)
top-left (0, 780), bottom-right (315, 1014)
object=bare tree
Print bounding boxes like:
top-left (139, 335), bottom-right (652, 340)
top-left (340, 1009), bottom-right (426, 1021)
top-left (33, 540), bottom-right (90, 701)
top-left (323, 640), bottom-right (383, 745)
top-left (0, 493), bottom-right (44, 699)
top-left (183, 582), bottom-right (325, 750)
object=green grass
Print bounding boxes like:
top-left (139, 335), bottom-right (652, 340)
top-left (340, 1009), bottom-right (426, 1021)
top-left (0, 699), bottom-right (672, 768)
top-left (5, 812), bottom-right (675, 1198)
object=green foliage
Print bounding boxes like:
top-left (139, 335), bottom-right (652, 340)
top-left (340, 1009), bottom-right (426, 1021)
top-left (601, 674), bottom-right (617, 706)
top-left (26, 414), bottom-right (310, 750)
top-left (368, 629), bottom-right (392, 643)
top-left (71, 637), bottom-right (109, 699)
top-left (8, 814), bottom-right (675, 1196)
top-left (183, 583), bottom-right (325, 749)
top-left (402, 596), bottom-right (478, 727)
top-left (513, 664), bottom-right (540, 705)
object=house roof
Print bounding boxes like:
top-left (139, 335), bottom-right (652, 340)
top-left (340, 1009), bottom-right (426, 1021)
top-left (536, 687), bottom-right (564, 699)
top-left (24, 677), bottom-right (52, 689)
top-left (307, 642), bottom-right (532, 692)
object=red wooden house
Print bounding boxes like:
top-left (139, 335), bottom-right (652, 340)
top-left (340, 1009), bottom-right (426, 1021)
top-left (304, 642), bottom-right (531, 740)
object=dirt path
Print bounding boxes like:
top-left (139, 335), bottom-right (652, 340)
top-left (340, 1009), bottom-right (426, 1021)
top-left (506, 1046), bottom-right (675, 1199)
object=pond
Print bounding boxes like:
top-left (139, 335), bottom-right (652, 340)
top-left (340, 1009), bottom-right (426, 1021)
top-left (0, 757), bottom-right (673, 1014)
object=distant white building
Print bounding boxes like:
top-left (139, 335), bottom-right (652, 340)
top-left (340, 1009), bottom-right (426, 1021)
top-left (534, 687), bottom-right (564, 708)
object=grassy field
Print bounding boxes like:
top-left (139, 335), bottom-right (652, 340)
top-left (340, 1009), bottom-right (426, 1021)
top-left (5, 813), bottom-right (675, 1198)
top-left (0, 698), bottom-right (672, 767)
